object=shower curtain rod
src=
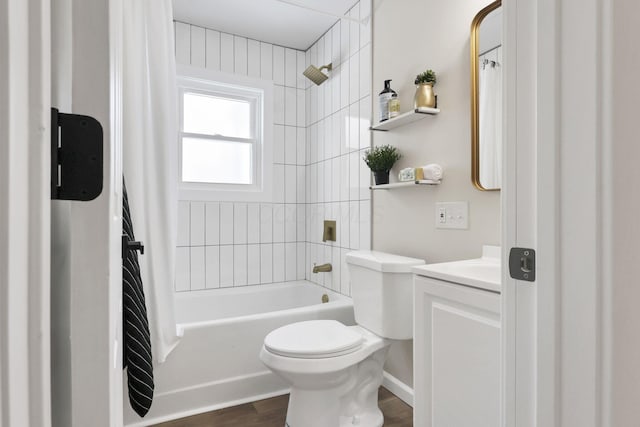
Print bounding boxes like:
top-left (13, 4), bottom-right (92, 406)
top-left (479, 44), bottom-right (502, 57)
top-left (273, 0), bottom-right (366, 25)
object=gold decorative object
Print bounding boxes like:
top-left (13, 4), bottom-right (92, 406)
top-left (414, 83), bottom-right (436, 109)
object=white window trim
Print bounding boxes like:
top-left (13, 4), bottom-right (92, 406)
top-left (176, 64), bottom-right (273, 202)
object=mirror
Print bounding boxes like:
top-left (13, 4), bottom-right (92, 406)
top-left (471, 0), bottom-right (502, 191)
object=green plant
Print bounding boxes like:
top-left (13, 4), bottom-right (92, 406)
top-left (415, 69), bottom-right (437, 85)
top-left (363, 145), bottom-right (401, 172)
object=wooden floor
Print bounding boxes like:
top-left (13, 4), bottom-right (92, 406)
top-left (154, 387), bottom-right (412, 427)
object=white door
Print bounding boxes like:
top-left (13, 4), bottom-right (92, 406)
top-left (0, 0), bottom-right (52, 425)
top-left (503, 0), bottom-right (640, 426)
top-left (502, 0), bottom-right (537, 425)
top-left (50, 0), bottom-right (124, 426)
top-left (504, 0), bottom-right (559, 424)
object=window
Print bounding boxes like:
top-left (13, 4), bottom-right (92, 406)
top-left (177, 65), bottom-right (273, 201)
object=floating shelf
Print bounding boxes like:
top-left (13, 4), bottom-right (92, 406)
top-left (370, 107), bottom-right (441, 131)
top-left (370, 179), bottom-right (442, 190)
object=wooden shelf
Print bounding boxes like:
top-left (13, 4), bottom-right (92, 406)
top-left (370, 107), bottom-right (440, 131)
top-left (370, 179), bottom-right (442, 190)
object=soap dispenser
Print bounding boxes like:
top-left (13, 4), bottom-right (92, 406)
top-left (378, 80), bottom-right (397, 122)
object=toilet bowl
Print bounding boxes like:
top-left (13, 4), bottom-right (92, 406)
top-left (261, 321), bottom-right (389, 427)
top-left (259, 251), bottom-right (425, 427)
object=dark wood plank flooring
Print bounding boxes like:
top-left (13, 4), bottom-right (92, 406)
top-left (154, 386), bottom-right (412, 427)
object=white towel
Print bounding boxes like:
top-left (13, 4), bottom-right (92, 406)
top-left (422, 163), bottom-right (443, 181)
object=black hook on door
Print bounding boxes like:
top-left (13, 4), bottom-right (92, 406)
top-left (122, 235), bottom-right (145, 259)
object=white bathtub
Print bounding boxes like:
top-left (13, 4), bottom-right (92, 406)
top-left (124, 281), bottom-right (355, 426)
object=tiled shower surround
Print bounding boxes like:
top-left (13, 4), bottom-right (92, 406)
top-left (174, 0), bottom-right (372, 296)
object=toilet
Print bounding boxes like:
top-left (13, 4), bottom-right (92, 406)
top-left (259, 251), bottom-right (425, 427)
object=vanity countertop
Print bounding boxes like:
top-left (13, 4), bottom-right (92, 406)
top-left (412, 246), bottom-right (501, 293)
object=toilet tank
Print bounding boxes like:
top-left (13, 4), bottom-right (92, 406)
top-left (346, 251), bottom-right (425, 340)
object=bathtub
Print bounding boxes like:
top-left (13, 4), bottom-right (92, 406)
top-left (123, 281), bottom-right (355, 426)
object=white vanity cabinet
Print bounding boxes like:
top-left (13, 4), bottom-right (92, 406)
top-left (413, 269), bottom-right (501, 426)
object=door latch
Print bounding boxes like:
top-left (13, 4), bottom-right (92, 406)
top-left (509, 247), bottom-right (536, 282)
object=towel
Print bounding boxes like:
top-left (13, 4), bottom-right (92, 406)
top-left (422, 163), bottom-right (443, 181)
top-left (123, 179), bottom-right (154, 417)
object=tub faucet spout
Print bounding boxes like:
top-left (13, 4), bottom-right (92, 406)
top-left (312, 263), bottom-right (332, 273)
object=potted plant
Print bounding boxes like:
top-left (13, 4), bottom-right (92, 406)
top-left (414, 69), bottom-right (437, 108)
top-left (363, 145), bottom-right (402, 185)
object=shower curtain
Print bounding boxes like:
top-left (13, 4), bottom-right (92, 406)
top-left (123, 0), bottom-right (181, 363)
top-left (478, 48), bottom-right (503, 189)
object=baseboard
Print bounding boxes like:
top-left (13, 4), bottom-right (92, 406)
top-left (124, 371), bottom-right (289, 426)
top-left (382, 371), bottom-right (414, 407)
top-left (129, 388), bottom-right (290, 427)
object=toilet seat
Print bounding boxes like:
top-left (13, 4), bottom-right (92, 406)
top-left (264, 320), bottom-right (363, 359)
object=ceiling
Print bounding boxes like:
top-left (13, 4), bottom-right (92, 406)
top-left (172, 0), bottom-right (360, 51)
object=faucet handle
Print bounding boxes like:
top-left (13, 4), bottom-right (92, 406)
top-left (323, 220), bottom-right (336, 242)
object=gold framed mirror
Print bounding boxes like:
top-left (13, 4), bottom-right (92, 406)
top-left (471, 0), bottom-right (502, 191)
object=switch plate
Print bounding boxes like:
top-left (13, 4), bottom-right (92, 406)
top-left (435, 202), bottom-right (469, 229)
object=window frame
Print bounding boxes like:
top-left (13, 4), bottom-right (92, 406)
top-left (176, 65), bottom-right (273, 202)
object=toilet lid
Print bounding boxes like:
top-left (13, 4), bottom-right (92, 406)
top-left (264, 320), bottom-right (363, 359)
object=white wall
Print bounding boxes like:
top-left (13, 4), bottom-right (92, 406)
top-left (372, 0), bottom-right (501, 388)
top-left (172, 0), bottom-right (372, 296)
top-left (304, 0), bottom-right (373, 296)
top-left (173, 22), bottom-right (308, 290)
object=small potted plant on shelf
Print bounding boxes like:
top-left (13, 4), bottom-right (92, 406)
top-left (414, 69), bottom-right (437, 108)
top-left (363, 145), bottom-right (402, 185)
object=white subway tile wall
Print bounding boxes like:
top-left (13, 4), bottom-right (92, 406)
top-left (173, 0), bottom-right (371, 295)
top-left (303, 1), bottom-right (372, 295)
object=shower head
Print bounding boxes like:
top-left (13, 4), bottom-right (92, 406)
top-left (303, 63), bottom-right (333, 85)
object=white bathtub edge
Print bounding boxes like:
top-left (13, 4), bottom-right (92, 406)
top-left (382, 371), bottom-right (414, 408)
top-left (181, 298), bottom-right (352, 331)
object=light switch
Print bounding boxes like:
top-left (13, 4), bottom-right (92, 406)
top-left (435, 202), bottom-right (469, 229)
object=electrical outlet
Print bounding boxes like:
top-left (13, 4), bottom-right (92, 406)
top-left (435, 202), bottom-right (469, 229)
